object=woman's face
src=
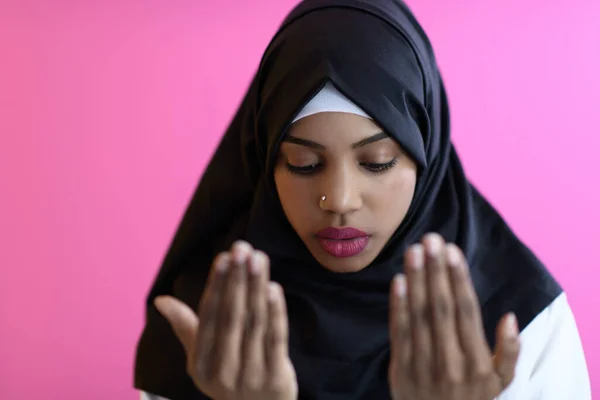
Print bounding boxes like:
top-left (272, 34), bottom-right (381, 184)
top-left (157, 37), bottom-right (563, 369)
top-left (274, 112), bottom-right (418, 273)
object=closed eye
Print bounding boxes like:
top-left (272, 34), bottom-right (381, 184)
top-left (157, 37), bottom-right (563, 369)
top-left (285, 162), bottom-right (321, 175)
top-left (285, 158), bottom-right (398, 176)
top-left (361, 159), bottom-right (398, 174)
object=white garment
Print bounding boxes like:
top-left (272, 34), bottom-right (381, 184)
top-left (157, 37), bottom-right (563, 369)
top-left (495, 293), bottom-right (591, 399)
top-left (291, 82), bottom-right (372, 123)
top-left (140, 292), bottom-right (591, 400)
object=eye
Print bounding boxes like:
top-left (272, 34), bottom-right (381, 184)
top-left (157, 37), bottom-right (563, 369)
top-left (361, 158), bottom-right (398, 174)
top-left (285, 162), bottom-right (322, 175)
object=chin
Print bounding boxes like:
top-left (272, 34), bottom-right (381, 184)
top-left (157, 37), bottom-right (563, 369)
top-left (312, 249), bottom-right (375, 273)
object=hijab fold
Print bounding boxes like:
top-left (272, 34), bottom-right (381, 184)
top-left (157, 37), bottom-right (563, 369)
top-left (135, 1), bottom-right (561, 399)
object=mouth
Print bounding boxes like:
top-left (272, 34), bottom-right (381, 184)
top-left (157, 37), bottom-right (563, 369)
top-left (315, 227), bottom-right (370, 258)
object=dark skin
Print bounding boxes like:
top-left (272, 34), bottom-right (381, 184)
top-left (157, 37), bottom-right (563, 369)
top-left (388, 234), bottom-right (520, 400)
top-left (155, 236), bottom-right (520, 400)
top-left (154, 114), bottom-right (520, 399)
top-left (155, 242), bottom-right (297, 400)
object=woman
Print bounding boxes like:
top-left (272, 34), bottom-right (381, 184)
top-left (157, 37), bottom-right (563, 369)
top-left (134, 1), bottom-right (591, 399)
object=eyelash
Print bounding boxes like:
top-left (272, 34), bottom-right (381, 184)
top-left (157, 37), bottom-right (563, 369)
top-left (285, 158), bottom-right (399, 176)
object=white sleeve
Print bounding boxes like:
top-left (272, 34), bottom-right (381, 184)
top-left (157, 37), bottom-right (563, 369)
top-left (140, 392), bottom-right (170, 400)
top-left (138, 294), bottom-right (590, 400)
top-left (497, 292), bottom-right (591, 400)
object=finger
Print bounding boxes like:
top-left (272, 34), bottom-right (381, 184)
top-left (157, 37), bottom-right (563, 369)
top-left (266, 281), bottom-right (290, 378)
top-left (422, 234), bottom-right (462, 380)
top-left (493, 313), bottom-right (521, 389)
top-left (215, 241), bottom-right (252, 389)
top-left (405, 243), bottom-right (432, 384)
top-left (155, 295), bottom-right (199, 355)
top-left (191, 252), bottom-right (230, 380)
top-left (240, 250), bottom-right (269, 390)
top-left (447, 244), bottom-right (492, 374)
top-left (389, 274), bottom-right (411, 371)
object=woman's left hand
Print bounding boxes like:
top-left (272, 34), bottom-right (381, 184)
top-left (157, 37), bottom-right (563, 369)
top-left (388, 233), bottom-right (520, 400)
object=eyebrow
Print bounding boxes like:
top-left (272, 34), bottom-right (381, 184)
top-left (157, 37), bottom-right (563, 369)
top-left (282, 131), bottom-right (389, 150)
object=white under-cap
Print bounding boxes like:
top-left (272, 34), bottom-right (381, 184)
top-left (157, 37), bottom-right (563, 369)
top-left (292, 82), bottom-right (372, 123)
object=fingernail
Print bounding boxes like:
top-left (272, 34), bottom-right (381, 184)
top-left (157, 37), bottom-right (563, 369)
top-left (233, 252), bottom-right (245, 265)
top-left (267, 283), bottom-right (279, 302)
top-left (154, 296), bottom-right (168, 312)
top-left (250, 252), bottom-right (263, 275)
top-left (447, 245), bottom-right (462, 268)
top-left (215, 255), bottom-right (229, 272)
top-left (232, 241), bottom-right (250, 264)
top-left (505, 313), bottom-right (519, 337)
top-left (411, 245), bottom-right (424, 269)
top-left (425, 233), bottom-right (442, 256)
top-left (234, 251), bottom-right (247, 266)
top-left (394, 275), bottom-right (407, 297)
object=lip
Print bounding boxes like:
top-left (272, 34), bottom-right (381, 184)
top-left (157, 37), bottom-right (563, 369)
top-left (315, 227), bottom-right (370, 258)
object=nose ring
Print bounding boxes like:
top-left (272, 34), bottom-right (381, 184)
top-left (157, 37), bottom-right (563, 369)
top-left (319, 195), bottom-right (327, 208)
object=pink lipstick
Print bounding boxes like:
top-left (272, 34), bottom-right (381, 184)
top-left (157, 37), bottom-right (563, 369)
top-left (315, 227), bottom-right (370, 258)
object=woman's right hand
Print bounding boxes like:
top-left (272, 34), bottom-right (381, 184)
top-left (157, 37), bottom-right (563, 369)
top-left (154, 241), bottom-right (298, 400)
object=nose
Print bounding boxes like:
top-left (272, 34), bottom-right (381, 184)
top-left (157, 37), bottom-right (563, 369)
top-left (320, 164), bottom-right (362, 215)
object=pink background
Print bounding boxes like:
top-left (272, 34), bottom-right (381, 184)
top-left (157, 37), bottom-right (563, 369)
top-left (1, 0), bottom-right (598, 399)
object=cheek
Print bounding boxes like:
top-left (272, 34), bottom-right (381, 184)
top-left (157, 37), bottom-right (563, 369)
top-left (274, 169), bottom-right (314, 233)
top-left (372, 169), bottom-right (417, 231)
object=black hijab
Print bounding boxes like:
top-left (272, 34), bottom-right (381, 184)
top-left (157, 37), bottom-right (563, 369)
top-left (135, 1), bottom-right (562, 399)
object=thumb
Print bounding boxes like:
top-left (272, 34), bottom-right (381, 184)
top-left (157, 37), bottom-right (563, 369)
top-left (154, 295), bottom-right (199, 355)
top-left (493, 313), bottom-right (521, 389)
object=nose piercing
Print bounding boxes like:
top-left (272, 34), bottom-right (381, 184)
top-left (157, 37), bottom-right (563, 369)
top-left (319, 195), bottom-right (327, 208)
